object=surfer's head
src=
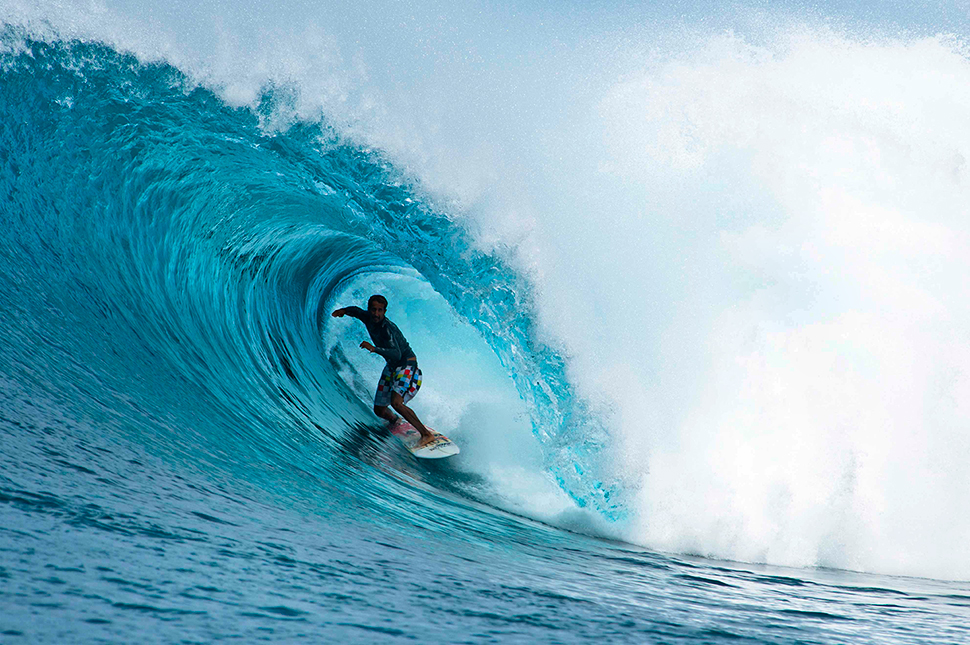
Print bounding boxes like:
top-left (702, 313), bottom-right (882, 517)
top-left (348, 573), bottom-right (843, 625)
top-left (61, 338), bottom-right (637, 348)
top-left (367, 294), bottom-right (388, 323)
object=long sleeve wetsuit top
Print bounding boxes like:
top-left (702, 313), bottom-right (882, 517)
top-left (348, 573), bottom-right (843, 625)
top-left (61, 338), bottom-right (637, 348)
top-left (344, 307), bottom-right (416, 370)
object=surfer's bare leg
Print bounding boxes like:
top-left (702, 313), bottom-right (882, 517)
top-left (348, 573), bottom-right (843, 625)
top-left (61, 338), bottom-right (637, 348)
top-left (390, 393), bottom-right (435, 447)
top-left (373, 405), bottom-right (398, 425)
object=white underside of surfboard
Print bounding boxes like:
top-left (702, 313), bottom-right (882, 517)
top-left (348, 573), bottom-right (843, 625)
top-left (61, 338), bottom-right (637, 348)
top-left (389, 420), bottom-right (460, 459)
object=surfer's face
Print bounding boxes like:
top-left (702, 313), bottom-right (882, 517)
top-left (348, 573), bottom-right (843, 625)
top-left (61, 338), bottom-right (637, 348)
top-left (368, 301), bottom-right (386, 323)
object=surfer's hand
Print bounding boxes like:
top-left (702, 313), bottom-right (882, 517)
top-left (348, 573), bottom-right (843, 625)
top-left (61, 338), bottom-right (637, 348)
top-left (360, 341), bottom-right (376, 352)
top-left (331, 308), bottom-right (345, 317)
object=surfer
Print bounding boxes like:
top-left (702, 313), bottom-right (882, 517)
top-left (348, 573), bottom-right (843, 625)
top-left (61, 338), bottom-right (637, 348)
top-left (331, 295), bottom-right (437, 448)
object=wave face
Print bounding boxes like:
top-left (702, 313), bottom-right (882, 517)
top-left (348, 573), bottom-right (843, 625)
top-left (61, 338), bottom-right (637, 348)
top-left (4, 2), bottom-right (970, 641)
top-left (0, 30), bottom-right (617, 526)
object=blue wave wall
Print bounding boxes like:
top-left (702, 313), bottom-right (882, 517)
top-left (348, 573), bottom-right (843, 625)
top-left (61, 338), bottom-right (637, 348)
top-left (0, 32), bottom-right (621, 527)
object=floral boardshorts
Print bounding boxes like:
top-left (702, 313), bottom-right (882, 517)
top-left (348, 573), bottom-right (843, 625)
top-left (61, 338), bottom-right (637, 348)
top-left (374, 362), bottom-right (422, 407)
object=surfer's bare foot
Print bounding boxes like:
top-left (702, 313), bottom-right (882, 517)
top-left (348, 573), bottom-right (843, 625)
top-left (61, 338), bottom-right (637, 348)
top-left (416, 433), bottom-right (437, 448)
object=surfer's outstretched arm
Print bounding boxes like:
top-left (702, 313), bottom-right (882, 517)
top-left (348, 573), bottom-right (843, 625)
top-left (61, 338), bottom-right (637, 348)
top-left (332, 306), bottom-right (367, 320)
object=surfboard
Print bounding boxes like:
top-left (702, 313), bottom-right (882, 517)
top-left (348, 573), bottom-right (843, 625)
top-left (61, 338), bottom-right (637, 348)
top-left (389, 419), bottom-right (460, 459)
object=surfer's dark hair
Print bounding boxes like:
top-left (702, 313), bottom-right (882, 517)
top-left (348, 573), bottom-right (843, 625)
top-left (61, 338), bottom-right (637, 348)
top-left (368, 294), bottom-right (388, 308)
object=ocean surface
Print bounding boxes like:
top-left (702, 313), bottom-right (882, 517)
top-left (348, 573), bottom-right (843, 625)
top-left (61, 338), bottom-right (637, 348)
top-left (3, 2), bottom-right (970, 642)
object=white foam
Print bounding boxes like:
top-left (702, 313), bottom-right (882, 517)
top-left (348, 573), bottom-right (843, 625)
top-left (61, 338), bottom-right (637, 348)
top-left (589, 30), bottom-right (970, 579)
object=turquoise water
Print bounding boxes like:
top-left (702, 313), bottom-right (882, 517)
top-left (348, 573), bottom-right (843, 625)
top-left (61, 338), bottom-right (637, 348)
top-left (3, 7), bottom-right (970, 644)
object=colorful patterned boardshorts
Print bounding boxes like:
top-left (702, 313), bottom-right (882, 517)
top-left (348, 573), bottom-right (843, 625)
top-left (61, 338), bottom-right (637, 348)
top-left (374, 362), bottom-right (422, 407)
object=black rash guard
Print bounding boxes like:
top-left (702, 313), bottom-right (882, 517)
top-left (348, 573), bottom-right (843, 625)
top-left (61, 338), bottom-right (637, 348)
top-left (343, 307), bottom-right (416, 371)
